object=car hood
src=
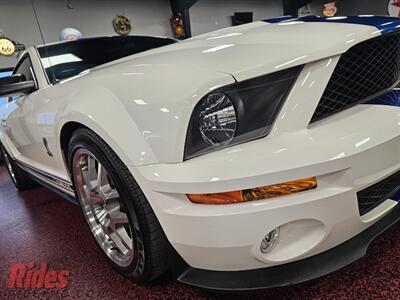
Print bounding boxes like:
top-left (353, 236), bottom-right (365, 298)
top-left (101, 20), bottom-right (381, 82)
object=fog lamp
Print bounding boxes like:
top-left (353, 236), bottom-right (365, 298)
top-left (260, 227), bottom-right (280, 254)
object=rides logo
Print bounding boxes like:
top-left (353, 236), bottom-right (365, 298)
top-left (8, 262), bottom-right (69, 289)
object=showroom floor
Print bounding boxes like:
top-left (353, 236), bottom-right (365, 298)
top-left (1, 165), bottom-right (400, 299)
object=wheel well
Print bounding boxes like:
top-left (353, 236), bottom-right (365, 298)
top-left (60, 122), bottom-right (86, 168)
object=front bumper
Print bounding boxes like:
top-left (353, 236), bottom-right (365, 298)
top-left (131, 104), bottom-right (400, 289)
top-left (177, 203), bottom-right (400, 291)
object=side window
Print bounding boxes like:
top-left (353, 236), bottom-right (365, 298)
top-left (14, 56), bottom-right (35, 81)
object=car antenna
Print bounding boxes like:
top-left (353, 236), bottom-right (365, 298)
top-left (30, 0), bottom-right (58, 84)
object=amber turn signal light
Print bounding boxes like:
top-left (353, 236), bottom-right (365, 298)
top-left (187, 177), bottom-right (317, 205)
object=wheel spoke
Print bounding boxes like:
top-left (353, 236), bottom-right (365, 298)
top-left (90, 192), bottom-right (104, 205)
top-left (73, 149), bottom-right (134, 267)
top-left (103, 187), bottom-right (119, 201)
top-left (97, 163), bottom-right (108, 192)
top-left (109, 227), bottom-right (133, 254)
top-left (88, 155), bottom-right (98, 190)
top-left (108, 214), bottom-right (129, 230)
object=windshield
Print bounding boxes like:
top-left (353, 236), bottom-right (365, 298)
top-left (37, 36), bottom-right (176, 83)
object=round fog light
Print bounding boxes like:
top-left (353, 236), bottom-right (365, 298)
top-left (260, 227), bottom-right (280, 254)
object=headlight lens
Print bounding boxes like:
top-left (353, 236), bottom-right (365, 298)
top-left (185, 66), bottom-right (303, 159)
top-left (199, 93), bottom-right (237, 146)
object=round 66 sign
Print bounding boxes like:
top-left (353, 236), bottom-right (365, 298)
top-left (0, 38), bottom-right (15, 56)
top-left (389, 0), bottom-right (400, 17)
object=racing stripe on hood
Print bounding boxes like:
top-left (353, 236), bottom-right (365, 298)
top-left (264, 16), bottom-right (400, 34)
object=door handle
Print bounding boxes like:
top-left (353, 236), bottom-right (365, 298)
top-left (1, 118), bottom-right (7, 128)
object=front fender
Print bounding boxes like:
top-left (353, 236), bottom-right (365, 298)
top-left (55, 63), bottom-right (235, 165)
top-left (57, 85), bottom-right (158, 168)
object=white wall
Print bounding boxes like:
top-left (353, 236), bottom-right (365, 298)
top-left (0, 0), bottom-right (172, 68)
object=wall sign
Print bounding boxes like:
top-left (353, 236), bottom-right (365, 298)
top-left (322, 2), bottom-right (337, 17)
top-left (389, 0), bottom-right (400, 17)
top-left (113, 15), bottom-right (131, 35)
top-left (0, 38), bottom-right (15, 56)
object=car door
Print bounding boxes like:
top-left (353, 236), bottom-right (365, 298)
top-left (3, 54), bottom-right (43, 167)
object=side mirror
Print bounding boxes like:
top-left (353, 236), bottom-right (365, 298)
top-left (0, 74), bottom-right (36, 98)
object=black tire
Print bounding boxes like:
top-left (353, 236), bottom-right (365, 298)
top-left (68, 128), bottom-right (169, 283)
top-left (1, 145), bottom-right (37, 191)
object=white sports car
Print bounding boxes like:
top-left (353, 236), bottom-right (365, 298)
top-left (1, 15), bottom-right (400, 291)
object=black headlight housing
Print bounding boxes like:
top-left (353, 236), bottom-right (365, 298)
top-left (184, 65), bottom-right (303, 160)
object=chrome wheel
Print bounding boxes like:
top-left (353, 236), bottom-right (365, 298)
top-left (3, 151), bottom-right (16, 184)
top-left (72, 148), bottom-right (134, 267)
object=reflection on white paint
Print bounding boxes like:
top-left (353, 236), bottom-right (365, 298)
top-left (274, 148), bottom-right (287, 154)
top-left (301, 72), bottom-right (311, 87)
top-left (330, 152), bottom-right (346, 160)
top-left (275, 56), bottom-right (307, 69)
top-left (327, 16), bottom-right (348, 20)
top-left (123, 72), bottom-right (144, 76)
top-left (160, 108), bottom-right (170, 113)
top-left (36, 112), bottom-right (56, 125)
top-left (207, 33), bottom-right (242, 40)
top-left (202, 44), bottom-right (235, 53)
top-left (209, 84), bottom-right (223, 91)
top-left (326, 58), bottom-right (332, 67)
top-left (134, 99), bottom-right (147, 105)
top-left (355, 137), bottom-right (370, 148)
top-left (227, 149), bottom-right (242, 154)
top-left (278, 21), bottom-right (304, 26)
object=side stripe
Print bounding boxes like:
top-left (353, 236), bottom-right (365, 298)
top-left (16, 161), bottom-right (75, 196)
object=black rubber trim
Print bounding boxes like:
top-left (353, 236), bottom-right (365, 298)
top-left (177, 203), bottom-right (400, 292)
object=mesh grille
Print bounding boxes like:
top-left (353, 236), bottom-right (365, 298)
top-left (311, 33), bottom-right (400, 123)
top-left (357, 171), bottom-right (400, 216)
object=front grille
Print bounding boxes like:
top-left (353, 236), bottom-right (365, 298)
top-left (357, 171), bottom-right (400, 216)
top-left (311, 32), bottom-right (400, 123)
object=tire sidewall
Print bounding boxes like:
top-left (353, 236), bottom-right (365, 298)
top-left (1, 145), bottom-right (22, 189)
top-left (68, 131), bottom-right (146, 280)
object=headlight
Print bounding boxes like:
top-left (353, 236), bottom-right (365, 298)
top-left (199, 93), bottom-right (237, 146)
top-left (185, 66), bottom-right (303, 159)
